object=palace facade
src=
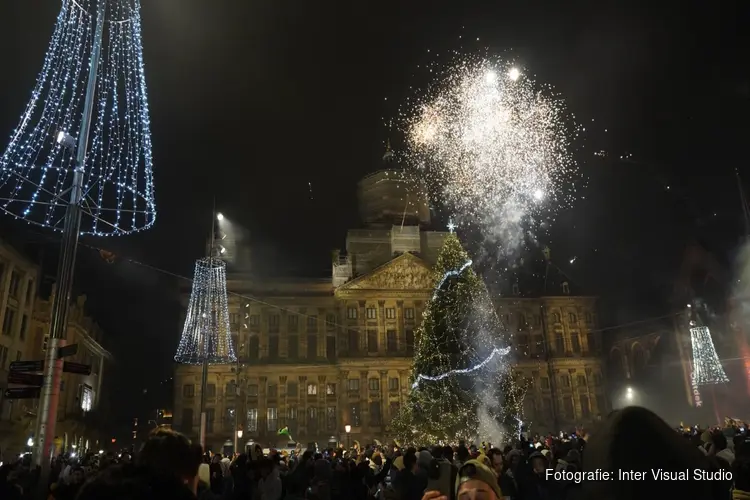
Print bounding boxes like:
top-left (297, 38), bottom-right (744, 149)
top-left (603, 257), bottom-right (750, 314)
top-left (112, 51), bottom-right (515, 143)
top-left (174, 153), bottom-right (607, 451)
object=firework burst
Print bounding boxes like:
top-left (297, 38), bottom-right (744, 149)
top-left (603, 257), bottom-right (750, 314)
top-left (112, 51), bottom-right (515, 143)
top-left (399, 55), bottom-right (580, 258)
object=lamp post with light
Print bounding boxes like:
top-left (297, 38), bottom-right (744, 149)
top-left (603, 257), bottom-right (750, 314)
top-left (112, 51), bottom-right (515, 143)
top-left (625, 386), bottom-right (634, 402)
top-left (235, 429), bottom-right (243, 456)
top-left (344, 424), bottom-right (351, 450)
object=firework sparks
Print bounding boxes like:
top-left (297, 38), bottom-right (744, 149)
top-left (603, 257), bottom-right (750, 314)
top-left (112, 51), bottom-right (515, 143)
top-left (401, 56), bottom-right (578, 256)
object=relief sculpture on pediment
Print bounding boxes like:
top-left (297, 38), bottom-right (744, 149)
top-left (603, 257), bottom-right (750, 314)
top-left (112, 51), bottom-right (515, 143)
top-left (353, 260), bottom-right (432, 290)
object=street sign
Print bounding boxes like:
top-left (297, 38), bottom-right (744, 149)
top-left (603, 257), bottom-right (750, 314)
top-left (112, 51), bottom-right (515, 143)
top-left (8, 372), bottom-right (44, 386)
top-left (4, 387), bottom-right (41, 399)
top-left (9, 360), bottom-right (44, 372)
top-left (63, 361), bottom-right (91, 375)
top-left (57, 343), bottom-right (78, 359)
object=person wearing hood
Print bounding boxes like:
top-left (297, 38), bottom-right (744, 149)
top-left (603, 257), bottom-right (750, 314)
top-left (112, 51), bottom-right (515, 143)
top-left (256, 456), bottom-right (282, 500)
top-left (581, 406), bottom-right (719, 500)
top-left (394, 452), bottom-right (424, 500)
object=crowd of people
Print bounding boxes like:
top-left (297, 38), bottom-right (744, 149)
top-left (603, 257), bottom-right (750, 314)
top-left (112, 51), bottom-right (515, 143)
top-left (1, 406), bottom-right (749, 500)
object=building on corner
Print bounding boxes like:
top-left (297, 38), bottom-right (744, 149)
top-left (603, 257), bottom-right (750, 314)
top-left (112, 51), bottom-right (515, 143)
top-left (29, 289), bottom-right (112, 454)
top-left (0, 238), bottom-right (40, 457)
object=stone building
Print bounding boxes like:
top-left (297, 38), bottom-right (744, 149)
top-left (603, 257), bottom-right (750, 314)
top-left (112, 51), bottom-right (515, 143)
top-left (174, 152), bottom-right (607, 450)
top-left (493, 293), bottom-right (606, 433)
top-left (0, 238), bottom-right (40, 455)
top-left (30, 292), bottom-right (111, 436)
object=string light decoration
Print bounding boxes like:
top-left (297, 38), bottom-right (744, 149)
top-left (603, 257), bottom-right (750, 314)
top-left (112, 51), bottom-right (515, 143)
top-left (174, 258), bottom-right (236, 365)
top-left (391, 234), bottom-right (528, 445)
top-left (0, 0), bottom-right (155, 235)
top-left (690, 326), bottom-right (729, 385)
top-left (411, 346), bottom-right (511, 389)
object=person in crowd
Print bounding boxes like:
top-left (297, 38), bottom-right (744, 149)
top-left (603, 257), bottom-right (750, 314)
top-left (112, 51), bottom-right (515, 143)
top-left (257, 456), bottom-right (283, 500)
top-left (393, 451), bottom-right (424, 500)
top-left (582, 406), bottom-right (718, 500)
top-left (136, 428), bottom-right (203, 496)
top-left (422, 458), bottom-right (503, 500)
top-left (75, 464), bottom-right (197, 500)
top-left (53, 465), bottom-right (85, 500)
top-left (733, 457), bottom-right (750, 500)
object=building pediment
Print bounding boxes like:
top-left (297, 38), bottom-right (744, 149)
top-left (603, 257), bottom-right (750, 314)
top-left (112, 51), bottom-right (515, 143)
top-left (336, 253), bottom-right (433, 293)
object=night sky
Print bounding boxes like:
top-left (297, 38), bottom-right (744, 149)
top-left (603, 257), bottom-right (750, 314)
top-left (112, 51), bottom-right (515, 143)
top-left (0, 0), bottom-right (748, 433)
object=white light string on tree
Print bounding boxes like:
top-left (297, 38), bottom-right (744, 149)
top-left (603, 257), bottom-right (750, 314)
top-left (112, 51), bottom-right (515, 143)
top-left (174, 257), bottom-right (236, 365)
top-left (0, 0), bottom-right (155, 235)
top-left (432, 258), bottom-right (473, 300)
top-left (412, 346), bottom-right (511, 389)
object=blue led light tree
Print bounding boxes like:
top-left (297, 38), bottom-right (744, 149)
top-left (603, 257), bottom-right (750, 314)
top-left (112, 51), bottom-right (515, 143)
top-left (175, 210), bottom-right (237, 449)
top-left (0, 0), bottom-right (155, 233)
top-left (175, 257), bottom-right (237, 365)
top-left (0, 0), bottom-right (156, 480)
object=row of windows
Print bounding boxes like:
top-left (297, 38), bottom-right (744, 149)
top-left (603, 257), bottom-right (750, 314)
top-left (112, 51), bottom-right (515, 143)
top-left (526, 393), bottom-right (598, 421)
top-left (183, 377), bottom-right (402, 399)
top-left (499, 311), bottom-right (594, 329)
top-left (532, 372), bottom-right (602, 391)
top-left (514, 331), bottom-right (600, 355)
top-left (237, 329), bottom-right (415, 360)
top-left (228, 307), bottom-right (419, 331)
top-left (180, 401), bottom-right (402, 434)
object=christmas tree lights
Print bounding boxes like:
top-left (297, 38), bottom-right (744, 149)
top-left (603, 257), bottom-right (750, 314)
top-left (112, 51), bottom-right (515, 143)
top-left (391, 234), bottom-right (527, 445)
top-left (0, 0), bottom-right (155, 235)
top-left (174, 258), bottom-right (236, 365)
top-left (690, 326), bottom-right (729, 386)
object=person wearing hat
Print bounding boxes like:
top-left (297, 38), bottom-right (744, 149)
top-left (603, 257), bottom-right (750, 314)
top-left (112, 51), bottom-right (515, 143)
top-left (421, 459), bottom-right (503, 500)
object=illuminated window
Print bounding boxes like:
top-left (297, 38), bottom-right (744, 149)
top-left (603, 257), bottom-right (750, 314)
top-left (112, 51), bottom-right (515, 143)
top-left (81, 385), bottom-right (93, 412)
top-left (246, 409), bottom-right (258, 432)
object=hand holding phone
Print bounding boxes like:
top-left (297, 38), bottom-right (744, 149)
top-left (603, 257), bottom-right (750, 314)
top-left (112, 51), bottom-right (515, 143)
top-left (426, 459), bottom-right (454, 500)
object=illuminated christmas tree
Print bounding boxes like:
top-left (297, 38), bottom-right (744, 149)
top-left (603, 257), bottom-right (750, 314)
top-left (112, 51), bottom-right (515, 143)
top-left (391, 234), bottom-right (527, 444)
top-left (174, 257), bottom-right (236, 365)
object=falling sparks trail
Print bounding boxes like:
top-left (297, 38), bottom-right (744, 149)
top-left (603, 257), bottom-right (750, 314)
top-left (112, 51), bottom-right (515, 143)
top-left (412, 346), bottom-right (512, 390)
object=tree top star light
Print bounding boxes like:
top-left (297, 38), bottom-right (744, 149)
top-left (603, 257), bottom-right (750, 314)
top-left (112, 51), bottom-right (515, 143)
top-left (175, 257), bottom-right (237, 365)
top-left (0, 0), bottom-right (155, 235)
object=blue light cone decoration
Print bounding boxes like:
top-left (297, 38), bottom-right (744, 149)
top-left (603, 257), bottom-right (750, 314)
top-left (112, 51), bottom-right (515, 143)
top-left (690, 326), bottom-right (729, 385)
top-left (175, 258), bottom-right (237, 365)
top-left (0, 0), bottom-right (155, 235)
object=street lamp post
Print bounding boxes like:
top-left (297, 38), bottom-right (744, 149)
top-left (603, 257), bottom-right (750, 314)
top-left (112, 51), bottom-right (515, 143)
top-left (344, 424), bottom-right (351, 450)
top-left (232, 343), bottom-right (244, 456)
top-left (236, 430), bottom-right (243, 456)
